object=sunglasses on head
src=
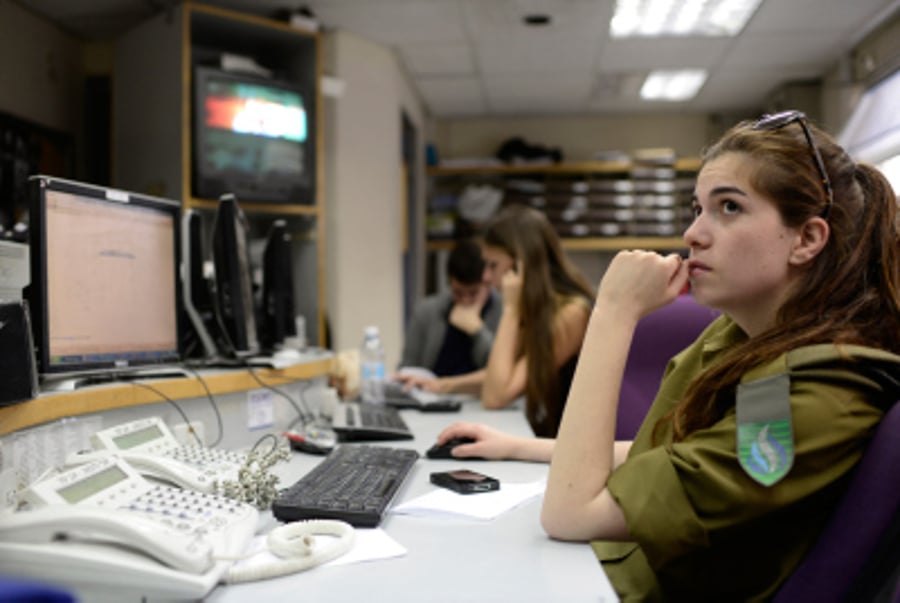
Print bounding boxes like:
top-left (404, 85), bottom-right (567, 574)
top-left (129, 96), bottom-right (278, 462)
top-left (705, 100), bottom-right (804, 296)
top-left (752, 110), bottom-right (834, 219)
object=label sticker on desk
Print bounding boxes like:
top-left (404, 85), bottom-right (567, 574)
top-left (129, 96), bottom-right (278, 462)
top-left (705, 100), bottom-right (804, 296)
top-left (247, 389), bottom-right (275, 431)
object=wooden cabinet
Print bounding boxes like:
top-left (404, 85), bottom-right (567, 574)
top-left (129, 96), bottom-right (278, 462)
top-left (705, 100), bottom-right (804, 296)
top-left (426, 158), bottom-right (700, 252)
top-left (112, 2), bottom-right (326, 345)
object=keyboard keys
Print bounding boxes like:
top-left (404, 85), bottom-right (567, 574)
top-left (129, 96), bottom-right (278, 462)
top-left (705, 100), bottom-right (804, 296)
top-left (272, 445), bottom-right (419, 527)
top-left (331, 402), bottom-right (414, 441)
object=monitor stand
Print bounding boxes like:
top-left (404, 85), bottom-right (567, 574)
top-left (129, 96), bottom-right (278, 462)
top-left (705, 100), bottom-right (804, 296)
top-left (41, 366), bottom-right (192, 393)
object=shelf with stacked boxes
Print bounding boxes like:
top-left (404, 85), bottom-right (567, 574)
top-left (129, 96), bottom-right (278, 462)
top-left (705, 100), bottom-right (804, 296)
top-left (426, 158), bottom-right (700, 251)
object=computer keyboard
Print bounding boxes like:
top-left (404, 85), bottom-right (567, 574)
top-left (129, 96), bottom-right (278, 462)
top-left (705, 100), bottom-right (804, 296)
top-left (272, 444), bottom-right (419, 527)
top-left (380, 382), bottom-right (463, 412)
top-left (331, 401), bottom-right (414, 441)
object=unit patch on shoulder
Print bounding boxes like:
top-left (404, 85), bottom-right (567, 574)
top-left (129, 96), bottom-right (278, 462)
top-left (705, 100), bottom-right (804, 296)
top-left (736, 372), bottom-right (795, 486)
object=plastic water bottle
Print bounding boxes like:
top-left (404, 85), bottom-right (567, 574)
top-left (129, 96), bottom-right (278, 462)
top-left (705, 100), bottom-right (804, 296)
top-left (359, 325), bottom-right (386, 403)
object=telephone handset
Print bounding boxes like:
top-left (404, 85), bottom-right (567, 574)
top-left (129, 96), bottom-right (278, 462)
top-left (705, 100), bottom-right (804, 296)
top-left (0, 505), bottom-right (213, 574)
top-left (67, 416), bottom-right (246, 493)
top-left (0, 455), bottom-right (259, 599)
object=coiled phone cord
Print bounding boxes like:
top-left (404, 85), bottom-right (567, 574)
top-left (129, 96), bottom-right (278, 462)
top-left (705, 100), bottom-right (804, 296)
top-left (223, 519), bottom-right (355, 583)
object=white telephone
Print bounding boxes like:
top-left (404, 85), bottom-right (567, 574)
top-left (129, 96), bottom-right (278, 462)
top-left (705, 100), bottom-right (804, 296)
top-left (66, 416), bottom-right (246, 493)
top-left (0, 455), bottom-right (259, 600)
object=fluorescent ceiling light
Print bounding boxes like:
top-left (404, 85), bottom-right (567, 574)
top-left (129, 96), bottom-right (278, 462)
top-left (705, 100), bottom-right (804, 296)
top-left (640, 70), bottom-right (707, 100)
top-left (611, 0), bottom-right (763, 37)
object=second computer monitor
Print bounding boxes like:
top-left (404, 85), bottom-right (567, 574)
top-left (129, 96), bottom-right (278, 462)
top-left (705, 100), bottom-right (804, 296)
top-left (211, 194), bottom-right (259, 357)
top-left (259, 219), bottom-right (297, 352)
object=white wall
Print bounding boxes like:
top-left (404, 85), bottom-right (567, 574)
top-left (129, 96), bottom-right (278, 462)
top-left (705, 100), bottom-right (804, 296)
top-left (0, 1), bottom-right (82, 132)
top-left (322, 30), bottom-right (427, 369)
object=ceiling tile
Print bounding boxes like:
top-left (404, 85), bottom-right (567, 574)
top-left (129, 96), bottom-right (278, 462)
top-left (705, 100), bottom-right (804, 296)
top-left (399, 42), bottom-right (475, 76)
top-left (416, 75), bottom-right (487, 116)
top-left (482, 72), bottom-right (593, 114)
top-left (311, 0), bottom-right (467, 45)
top-left (723, 32), bottom-right (842, 69)
top-left (476, 31), bottom-right (600, 74)
top-left (596, 38), bottom-right (731, 71)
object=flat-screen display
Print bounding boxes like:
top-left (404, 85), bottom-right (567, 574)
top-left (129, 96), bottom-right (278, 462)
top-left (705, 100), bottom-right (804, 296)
top-left (211, 194), bottom-right (259, 357)
top-left (27, 176), bottom-right (182, 378)
top-left (259, 219), bottom-right (297, 352)
top-left (180, 209), bottom-right (219, 360)
top-left (193, 66), bottom-right (314, 205)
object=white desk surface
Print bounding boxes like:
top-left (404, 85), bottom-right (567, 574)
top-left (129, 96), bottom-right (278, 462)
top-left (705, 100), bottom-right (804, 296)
top-left (207, 403), bottom-right (618, 602)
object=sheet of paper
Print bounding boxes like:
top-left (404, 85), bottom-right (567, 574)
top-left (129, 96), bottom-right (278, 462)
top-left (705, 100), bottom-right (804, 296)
top-left (324, 528), bottom-right (407, 567)
top-left (390, 479), bottom-right (545, 521)
top-left (231, 528), bottom-right (407, 575)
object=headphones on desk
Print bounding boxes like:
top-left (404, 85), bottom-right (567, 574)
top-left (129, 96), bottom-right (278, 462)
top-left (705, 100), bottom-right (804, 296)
top-left (224, 519), bottom-right (356, 583)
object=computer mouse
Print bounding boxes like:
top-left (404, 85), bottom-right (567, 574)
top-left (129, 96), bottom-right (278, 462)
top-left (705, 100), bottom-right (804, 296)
top-left (284, 424), bottom-right (337, 455)
top-left (426, 437), bottom-right (483, 460)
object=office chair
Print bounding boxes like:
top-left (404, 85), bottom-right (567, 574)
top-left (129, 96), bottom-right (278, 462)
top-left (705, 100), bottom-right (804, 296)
top-left (772, 401), bottom-right (900, 603)
top-left (616, 294), bottom-right (719, 439)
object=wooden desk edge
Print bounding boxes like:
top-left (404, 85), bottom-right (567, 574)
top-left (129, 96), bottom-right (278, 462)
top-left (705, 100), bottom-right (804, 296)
top-left (0, 357), bottom-right (334, 437)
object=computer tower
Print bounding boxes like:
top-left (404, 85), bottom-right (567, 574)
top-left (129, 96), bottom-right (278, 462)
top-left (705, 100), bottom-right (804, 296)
top-left (0, 300), bottom-right (38, 405)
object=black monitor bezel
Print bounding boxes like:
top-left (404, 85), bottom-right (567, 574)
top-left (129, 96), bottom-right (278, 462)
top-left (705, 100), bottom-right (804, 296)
top-left (180, 208), bottom-right (219, 360)
top-left (259, 218), bottom-right (297, 352)
top-left (27, 175), bottom-right (184, 379)
top-left (210, 194), bottom-right (259, 357)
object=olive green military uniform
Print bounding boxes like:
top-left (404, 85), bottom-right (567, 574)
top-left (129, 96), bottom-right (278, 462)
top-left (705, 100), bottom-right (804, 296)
top-left (593, 316), bottom-right (900, 602)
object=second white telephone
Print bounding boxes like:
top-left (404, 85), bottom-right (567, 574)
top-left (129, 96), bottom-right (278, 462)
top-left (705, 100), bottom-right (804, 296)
top-left (67, 416), bottom-right (246, 493)
top-left (0, 455), bottom-right (259, 600)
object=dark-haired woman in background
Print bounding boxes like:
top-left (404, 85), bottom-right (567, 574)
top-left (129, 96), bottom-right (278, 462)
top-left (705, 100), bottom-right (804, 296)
top-left (479, 205), bottom-right (595, 437)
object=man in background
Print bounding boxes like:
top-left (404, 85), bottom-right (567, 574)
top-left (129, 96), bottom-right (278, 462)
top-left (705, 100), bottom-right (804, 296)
top-left (399, 238), bottom-right (500, 377)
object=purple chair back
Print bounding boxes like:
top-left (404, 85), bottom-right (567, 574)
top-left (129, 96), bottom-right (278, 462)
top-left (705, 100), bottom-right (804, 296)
top-left (773, 401), bottom-right (900, 602)
top-left (616, 294), bottom-right (719, 439)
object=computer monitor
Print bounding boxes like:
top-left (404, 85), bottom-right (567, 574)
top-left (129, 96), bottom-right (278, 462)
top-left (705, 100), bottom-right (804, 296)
top-left (210, 193), bottom-right (259, 357)
top-left (27, 175), bottom-right (182, 380)
top-left (180, 209), bottom-right (218, 360)
top-left (259, 219), bottom-right (297, 351)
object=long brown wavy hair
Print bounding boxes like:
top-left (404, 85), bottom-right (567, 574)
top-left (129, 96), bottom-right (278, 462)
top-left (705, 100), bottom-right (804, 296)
top-left (669, 115), bottom-right (900, 441)
top-left (482, 205), bottom-right (595, 436)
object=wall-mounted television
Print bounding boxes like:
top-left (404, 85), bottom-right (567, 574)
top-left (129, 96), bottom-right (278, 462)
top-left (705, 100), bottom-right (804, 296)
top-left (192, 65), bottom-right (315, 205)
top-left (27, 176), bottom-right (182, 381)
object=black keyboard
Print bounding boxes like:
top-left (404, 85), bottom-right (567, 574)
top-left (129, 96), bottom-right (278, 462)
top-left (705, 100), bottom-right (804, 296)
top-left (272, 445), bottom-right (419, 527)
top-left (380, 382), bottom-right (463, 412)
top-left (331, 401), bottom-right (414, 441)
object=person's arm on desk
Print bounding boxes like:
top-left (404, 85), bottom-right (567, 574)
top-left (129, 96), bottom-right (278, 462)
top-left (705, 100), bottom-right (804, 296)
top-left (435, 421), bottom-right (635, 466)
top-left (395, 369), bottom-right (485, 396)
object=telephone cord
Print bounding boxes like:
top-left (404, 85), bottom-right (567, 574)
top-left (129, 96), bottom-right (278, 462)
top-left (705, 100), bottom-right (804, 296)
top-left (223, 519), bottom-right (355, 583)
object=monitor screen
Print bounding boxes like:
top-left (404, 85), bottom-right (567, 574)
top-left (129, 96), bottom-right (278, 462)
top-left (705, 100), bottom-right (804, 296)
top-left (180, 209), bottom-right (219, 360)
top-left (211, 194), bottom-right (258, 357)
top-left (193, 66), bottom-right (314, 205)
top-left (259, 219), bottom-right (297, 352)
top-left (27, 176), bottom-right (182, 378)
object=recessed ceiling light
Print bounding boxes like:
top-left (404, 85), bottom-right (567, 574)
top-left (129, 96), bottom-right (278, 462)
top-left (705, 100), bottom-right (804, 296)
top-left (640, 70), bottom-right (708, 100)
top-left (610, 0), bottom-right (763, 37)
